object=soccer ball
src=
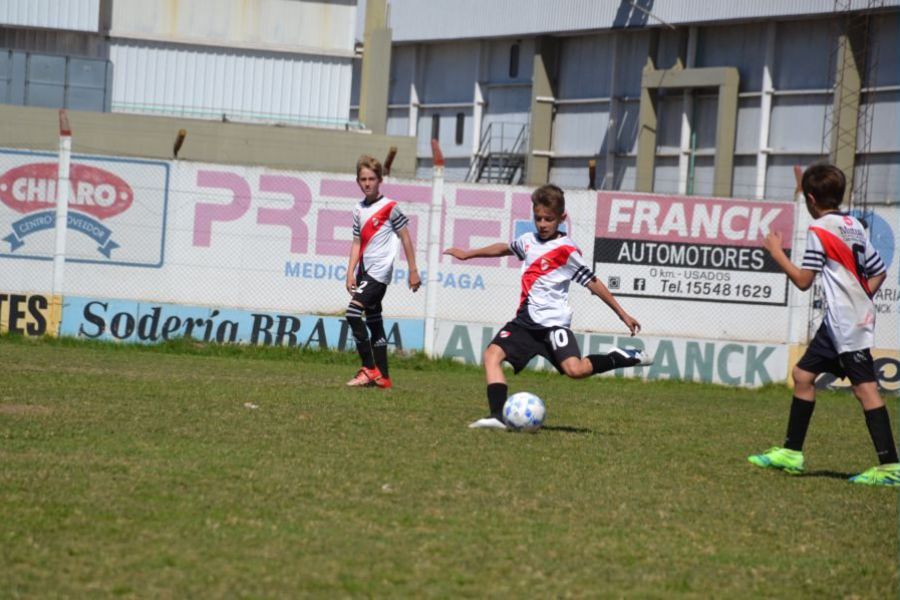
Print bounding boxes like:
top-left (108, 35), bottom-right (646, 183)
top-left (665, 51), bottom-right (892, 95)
top-left (503, 392), bottom-right (546, 432)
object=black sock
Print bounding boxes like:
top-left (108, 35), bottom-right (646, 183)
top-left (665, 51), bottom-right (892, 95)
top-left (368, 318), bottom-right (388, 377)
top-left (372, 343), bottom-right (388, 377)
top-left (355, 340), bottom-right (376, 369)
top-left (487, 383), bottom-right (508, 419)
top-left (783, 396), bottom-right (815, 451)
top-left (346, 309), bottom-right (375, 369)
top-left (864, 406), bottom-right (899, 464)
top-left (588, 349), bottom-right (638, 375)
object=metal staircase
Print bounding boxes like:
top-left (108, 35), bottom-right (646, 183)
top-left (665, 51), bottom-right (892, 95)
top-left (465, 121), bottom-right (527, 184)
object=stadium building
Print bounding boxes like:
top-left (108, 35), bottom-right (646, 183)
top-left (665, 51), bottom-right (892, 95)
top-left (351, 0), bottom-right (899, 208)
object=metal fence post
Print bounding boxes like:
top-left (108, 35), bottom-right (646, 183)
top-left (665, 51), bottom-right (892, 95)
top-left (423, 139), bottom-right (445, 357)
top-left (52, 110), bottom-right (72, 325)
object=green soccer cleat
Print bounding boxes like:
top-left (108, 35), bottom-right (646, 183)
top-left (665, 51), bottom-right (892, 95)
top-left (748, 447), bottom-right (805, 475)
top-left (849, 463), bottom-right (900, 487)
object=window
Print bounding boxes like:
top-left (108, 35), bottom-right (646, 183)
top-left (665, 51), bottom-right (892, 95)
top-left (509, 42), bottom-right (520, 78)
top-left (431, 114), bottom-right (440, 141)
top-left (455, 113), bottom-right (465, 145)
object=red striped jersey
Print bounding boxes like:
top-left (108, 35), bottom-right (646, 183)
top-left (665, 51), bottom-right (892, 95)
top-left (509, 231), bottom-right (597, 328)
top-left (352, 195), bottom-right (409, 284)
top-left (802, 212), bottom-right (885, 353)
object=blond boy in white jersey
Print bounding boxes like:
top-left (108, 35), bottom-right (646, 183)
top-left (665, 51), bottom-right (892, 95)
top-left (444, 184), bottom-right (652, 430)
top-left (749, 163), bottom-right (899, 486)
top-left (344, 155), bottom-right (421, 389)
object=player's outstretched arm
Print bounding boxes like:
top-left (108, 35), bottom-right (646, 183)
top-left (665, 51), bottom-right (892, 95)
top-left (763, 230), bottom-right (815, 290)
top-left (586, 278), bottom-right (641, 336)
top-left (398, 228), bottom-right (421, 292)
top-left (443, 243), bottom-right (513, 261)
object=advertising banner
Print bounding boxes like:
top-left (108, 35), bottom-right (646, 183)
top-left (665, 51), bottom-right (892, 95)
top-left (60, 296), bottom-right (424, 350)
top-left (434, 320), bottom-right (787, 387)
top-left (0, 291), bottom-right (60, 336)
top-left (0, 149), bottom-right (169, 267)
top-left (594, 192), bottom-right (794, 306)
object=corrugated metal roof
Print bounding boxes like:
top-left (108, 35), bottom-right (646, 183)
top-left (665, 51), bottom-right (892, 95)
top-left (109, 41), bottom-right (355, 129)
top-left (0, 0), bottom-right (100, 32)
top-left (389, 0), bottom-right (900, 42)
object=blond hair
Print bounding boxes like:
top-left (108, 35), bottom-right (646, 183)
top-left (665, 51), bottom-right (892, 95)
top-left (356, 155), bottom-right (384, 179)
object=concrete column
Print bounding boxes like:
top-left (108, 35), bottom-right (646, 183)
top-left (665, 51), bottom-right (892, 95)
top-left (829, 28), bottom-right (864, 205)
top-left (635, 31), bottom-right (660, 192)
top-left (677, 26), bottom-right (698, 195)
top-left (603, 32), bottom-right (619, 190)
top-left (408, 48), bottom-right (419, 138)
top-left (526, 37), bottom-right (559, 186)
top-left (358, 0), bottom-right (392, 134)
top-left (755, 22), bottom-right (776, 200)
top-left (713, 73), bottom-right (739, 197)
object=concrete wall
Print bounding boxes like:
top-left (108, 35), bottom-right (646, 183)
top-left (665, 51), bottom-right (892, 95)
top-left (0, 104), bottom-right (417, 176)
top-left (110, 0), bottom-right (356, 57)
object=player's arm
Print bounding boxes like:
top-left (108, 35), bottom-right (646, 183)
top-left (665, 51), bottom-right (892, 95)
top-left (763, 230), bottom-right (815, 291)
top-left (585, 278), bottom-right (641, 336)
top-left (868, 271), bottom-right (886, 295)
top-left (397, 227), bottom-right (421, 292)
top-left (346, 236), bottom-right (361, 295)
top-left (443, 242), bottom-right (513, 261)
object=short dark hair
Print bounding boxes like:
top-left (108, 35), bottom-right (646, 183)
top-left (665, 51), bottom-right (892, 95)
top-left (356, 154), bottom-right (383, 180)
top-left (531, 184), bottom-right (565, 216)
top-left (801, 163), bottom-right (846, 209)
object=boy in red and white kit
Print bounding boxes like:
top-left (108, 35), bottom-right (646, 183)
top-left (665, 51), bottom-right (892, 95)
top-left (749, 163), bottom-right (899, 486)
top-left (344, 155), bottom-right (421, 388)
top-left (444, 184), bottom-right (652, 429)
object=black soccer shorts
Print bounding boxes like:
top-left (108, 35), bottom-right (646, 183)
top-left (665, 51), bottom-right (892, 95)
top-left (796, 323), bottom-right (877, 385)
top-left (351, 273), bottom-right (388, 312)
top-left (489, 320), bottom-right (581, 374)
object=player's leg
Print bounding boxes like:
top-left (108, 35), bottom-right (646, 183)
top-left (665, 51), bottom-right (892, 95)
top-left (363, 288), bottom-right (391, 388)
top-left (470, 323), bottom-right (535, 429)
top-left (843, 351), bottom-right (900, 486)
top-left (782, 365), bottom-right (817, 450)
top-left (748, 329), bottom-right (832, 474)
top-left (585, 347), bottom-right (653, 375)
top-left (468, 344), bottom-right (510, 429)
top-left (747, 367), bottom-right (818, 474)
top-left (344, 277), bottom-right (384, 386)
top-left (545, 328), bottom-right (649, 379)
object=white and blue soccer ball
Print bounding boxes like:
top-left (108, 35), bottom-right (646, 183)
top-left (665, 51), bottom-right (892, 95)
top-left (503, 392), bottom-right (546, 432)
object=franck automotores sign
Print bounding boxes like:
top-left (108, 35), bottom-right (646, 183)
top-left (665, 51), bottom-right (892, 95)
top-left (594, 192), bottom-right (795, 306)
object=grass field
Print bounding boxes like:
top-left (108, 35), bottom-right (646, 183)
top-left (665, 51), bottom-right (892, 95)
top-left (1, 335), bottom-right (897, 598)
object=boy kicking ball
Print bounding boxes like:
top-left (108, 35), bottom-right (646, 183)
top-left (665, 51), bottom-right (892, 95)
top-left (444, 184), bottom-right (652, 430)
top-left (749, 163), bottom-right (899, 486)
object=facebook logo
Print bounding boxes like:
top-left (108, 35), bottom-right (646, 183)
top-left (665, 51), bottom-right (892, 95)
top-left (634, 278), bottom-right (646, 291)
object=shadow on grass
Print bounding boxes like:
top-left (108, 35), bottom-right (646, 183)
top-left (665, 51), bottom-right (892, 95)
top-left (542, 424), bottom-right (594, 434)
top-left (804, 470), bottom-right (854, 480)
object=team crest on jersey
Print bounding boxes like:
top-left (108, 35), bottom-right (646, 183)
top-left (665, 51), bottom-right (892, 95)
top-left (499, 330), bottom-right (511, 338)
top-left (372, 217), bottom-right (380, 226)
top-left (540, 258), bottom-right (550, 271)
top-left (843, 215), bottom-right (853, 226)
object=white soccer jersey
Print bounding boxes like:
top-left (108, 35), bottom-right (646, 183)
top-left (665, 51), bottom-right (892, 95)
top-left (352, 195), bottom-right (409, 284)
top-left (509, 231), bottom-right (597, 328)
top-left (801, 212), bottom-right (885, 353)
